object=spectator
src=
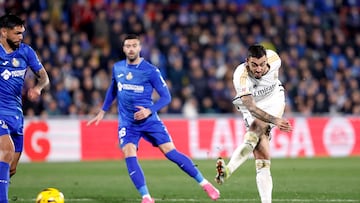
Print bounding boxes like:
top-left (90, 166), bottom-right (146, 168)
top-left (1, 0), bottom-right (357, 117)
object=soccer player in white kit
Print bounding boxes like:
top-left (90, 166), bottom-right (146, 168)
top-left (215, 44), bottom-right (292, 203)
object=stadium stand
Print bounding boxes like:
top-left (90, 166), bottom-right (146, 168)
top-left (2, 0), bottom-right (360, 117)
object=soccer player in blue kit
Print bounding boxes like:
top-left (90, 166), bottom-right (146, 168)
top-left (87, 34), bottom-right (220, 203)
top-left (0, 14), bottom-right (49, 203)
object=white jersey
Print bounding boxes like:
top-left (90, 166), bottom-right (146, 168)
top-left (233, 49), bottom-right (283, 103)
top-left (232, 49), bottom-right (285, 128)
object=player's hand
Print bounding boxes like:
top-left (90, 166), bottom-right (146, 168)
top-left (277, 118), bottom-right (292, 132)
top-left (87, 110), bottom-right (105, 126)
top-left (134, 106), bottom-right (151, 120)
top-left (27, 87), bottom-right (41, 101)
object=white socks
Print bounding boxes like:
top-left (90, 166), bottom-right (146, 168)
top-left (256, 159), bottom-right (272, 203)
top-left (226, 142), bottom-right (253, 174)
top-left (227, 131), bottom-right (258, 174)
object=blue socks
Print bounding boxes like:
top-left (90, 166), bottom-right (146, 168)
top-left (165, 149), bottom-right (205, 183)
top-left (125, 157), bottom-right (149, 197)
top-left (0, 161), bottom-right (9, 203)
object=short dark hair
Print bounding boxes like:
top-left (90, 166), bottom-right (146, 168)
top-left (122, 34), bottom-right (140, 47)
top-left (247, 44), bottom-right (266, 59)
top-left (0, 14), bottom-right (25, 29)
top-left (124, 34), bottom-right (140, 41)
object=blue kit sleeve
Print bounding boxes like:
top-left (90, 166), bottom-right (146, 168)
top-left (102, 77), bottom-right (117, 111)
top-left (26, 45), bottom-right (43, 72)
top-left (149, 69), bottom-right (171, 113)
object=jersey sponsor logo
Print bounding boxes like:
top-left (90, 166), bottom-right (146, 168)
top-left (1, 69), bottom-right (26, 80)
top-left (117, 73), bottom-right (124, 78)
top-left (11, 69), bottom-right (26, 77)
top-left (253, 83), bottom-right (276, 97)
top-left (1, 61), bottom-right (9, 65)
top-left (117, 82), bottom-right (144, 93)
top-left (1, 69), bottom-right (11, 80)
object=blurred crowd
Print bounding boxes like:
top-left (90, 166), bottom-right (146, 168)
top-left (1, 0), bottom-right (360, 118)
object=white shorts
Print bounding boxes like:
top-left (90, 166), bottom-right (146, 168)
top-left (235, 89), bottom-right (285, 130)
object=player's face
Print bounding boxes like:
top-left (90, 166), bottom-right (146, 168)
top-left (123, 39), bottom-right (141, 62)
top-left (246, 55), bottom-right (268, 79)
top-left (3, 25), bottom-right (25, 50)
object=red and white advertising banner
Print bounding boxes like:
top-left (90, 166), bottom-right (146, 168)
top-left (21, 119), bottom-right (81, 162)
top-left (20, 117), bottom-right (360, 162)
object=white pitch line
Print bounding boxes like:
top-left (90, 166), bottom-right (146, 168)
top-left (271, 199), bottom-right (360, 202)
top-left (9, 198), bottom-right (360, 202)
top-left (153, 198), bottom-right (359, 202)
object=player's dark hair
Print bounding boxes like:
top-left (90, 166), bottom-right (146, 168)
top-left (123, 34), bottom-right (140, 46)
top-left (247, 44), bottom-right (266, 59)
top-left (124, 34), bottom-right (139, 40)
top-left (0, 14), bottom-right (25, 29)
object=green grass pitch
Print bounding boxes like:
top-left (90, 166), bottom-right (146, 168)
top-left (9, 157), bottom-right (360, 203)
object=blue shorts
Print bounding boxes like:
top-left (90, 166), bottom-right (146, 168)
top-left (0, 115), bottom-right (24, 152)
top-left (118, 121), bottom-right (172, 148)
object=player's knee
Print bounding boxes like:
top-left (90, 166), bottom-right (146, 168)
top-left (0, 149), bottom-right (14, 163)
top-left (159, 142), bottom-right (175, 154)
top-left (122, 143), bottom-right (137, 157)
top-left (249, 120), bottom-right (267, 135)
top-left (244, 131), bottom-right (259, 149)
top-left (255, 159), bottom-right (271, 170)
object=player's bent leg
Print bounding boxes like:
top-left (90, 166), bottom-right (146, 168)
top-left (164, 148), bottom-right (199, 178)
top-left (160, 143), bottom-right (219, 201)
top-left (215, 131), bottom-right (259, 185)
top-left (225, 131), bottom-right (259, 174)
top-left (165, 149), bottom-right (220, 200)
top-left (0, 135), bottom-right (15, 203)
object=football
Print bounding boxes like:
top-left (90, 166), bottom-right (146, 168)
top-left (35, 188), bottom-right (65, 203)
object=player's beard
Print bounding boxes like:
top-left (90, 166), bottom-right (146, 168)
top-left (7, 38), bottom-right (20, 50)
top-left (253, 73), bottom-right (262, 79)
top-left (127, 54), bottom-right (139, 63)
top-left (247, 65), bottom-right (261, 79)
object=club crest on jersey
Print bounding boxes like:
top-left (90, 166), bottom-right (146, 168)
top-left (12, 58), bottom-right (20, 67)
top-left (126, 72), bottom-right (133, 80)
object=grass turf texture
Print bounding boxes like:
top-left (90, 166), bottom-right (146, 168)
top-left (9, 157), bottom-right (360, 203)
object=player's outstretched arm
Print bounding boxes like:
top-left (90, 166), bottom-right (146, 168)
top-left (87, 110), bottom-right (106, 126)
